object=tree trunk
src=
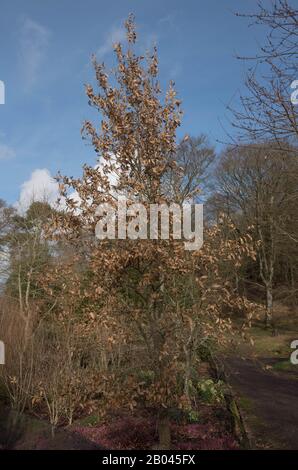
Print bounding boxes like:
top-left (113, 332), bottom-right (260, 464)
top-left (157, 411), bottom-right (171, 449)
top-left (183, 341), bottom-right (192, 405)
top-left (265, 283), bottom-right (273, 328)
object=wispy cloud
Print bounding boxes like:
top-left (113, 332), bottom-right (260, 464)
top-left (95, 20), bottom-right (162, 63)
top-left (19, 17), bottom-right (50, 90)
top-left (169, 62), bottom-right (182, 79)
top-left (158, 13), bottom-right (176, 28)
top-left (0, 143), bottom-right (16, 160)
top-left (96, 25), bottom-right (126, 59)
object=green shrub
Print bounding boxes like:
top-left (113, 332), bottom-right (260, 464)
top-left (197, 378), bottom-right (224, 404)
top-left (188, 409), bottom-right (200, 423)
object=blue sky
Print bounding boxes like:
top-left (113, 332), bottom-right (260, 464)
top-left (0, 0), bottom-right (268, 206)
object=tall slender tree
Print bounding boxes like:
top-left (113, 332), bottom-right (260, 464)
top-left (51, 16), bottom-right (256, 448)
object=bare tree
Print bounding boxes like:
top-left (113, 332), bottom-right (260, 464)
top-left (214, 143), bottom-right (298, 328)
top-left (166, 135), bottom-right (216, 203)
top-left (230, 1), bottom-right (298, 147)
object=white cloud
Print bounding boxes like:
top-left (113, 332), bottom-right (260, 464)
top-left (96, 25), bottom-right (126, 59)
top-left (15, 160), bottom-right (121, 216)
top-left (0, 144), bottom-right (16, 160)
top-left (15, 168), bottom-right (59, 214)
top-left (19, 17), bottom-right (50, 89)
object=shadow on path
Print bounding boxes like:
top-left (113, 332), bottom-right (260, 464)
top-left (0, 405), bottom-right (103, 450)
top-left (226, 357), bottom-right (298, 449)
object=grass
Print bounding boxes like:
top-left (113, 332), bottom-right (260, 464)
top-left (238, 396), bottom-right (254, 413)
top-left (250, 328), bottom-right (293, 357)
top-left (75, 413), bottom-right (102, 427)
top-left (231, 303), bottom-right (298, 362)
top-left (271, 360), bottom-right (298, 373)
